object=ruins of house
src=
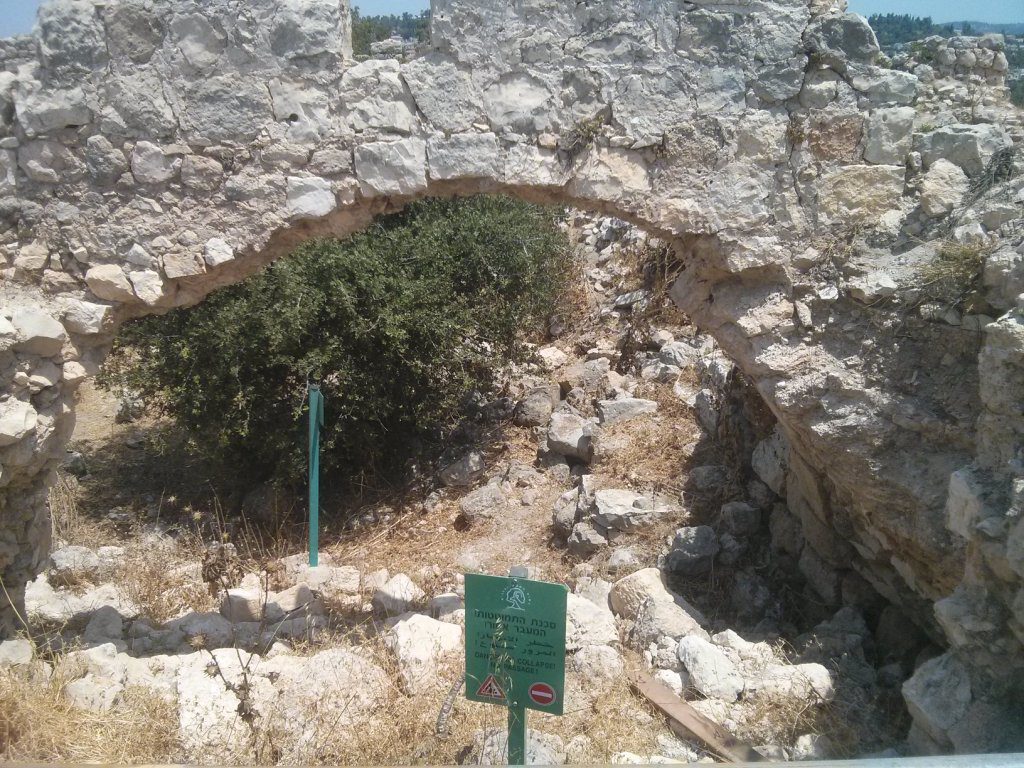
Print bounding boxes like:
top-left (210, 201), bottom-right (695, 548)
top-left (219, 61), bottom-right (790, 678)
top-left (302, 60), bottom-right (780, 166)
top-left (0, 0), bottom-right (1022, 752)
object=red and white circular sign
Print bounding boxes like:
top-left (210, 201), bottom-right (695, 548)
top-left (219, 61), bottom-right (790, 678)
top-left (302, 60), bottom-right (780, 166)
top-left (528, 682), bottom-right (556, 706)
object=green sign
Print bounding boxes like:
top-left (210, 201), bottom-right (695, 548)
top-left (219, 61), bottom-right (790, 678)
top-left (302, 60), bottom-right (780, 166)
top-left (465, 573), bottom-right (568, 715)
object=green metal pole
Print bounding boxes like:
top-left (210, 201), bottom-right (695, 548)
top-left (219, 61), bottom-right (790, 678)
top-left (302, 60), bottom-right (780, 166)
top-left (308, 385), bottom-right (323, 567)
top-left (507, 564), bottom-right (528, 765)
top-left (507, 701), bottom-right (527, 766)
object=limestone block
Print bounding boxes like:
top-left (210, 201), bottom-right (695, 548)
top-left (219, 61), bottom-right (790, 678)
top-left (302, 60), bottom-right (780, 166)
top-left (339, 60), bottom-right (416, 135)
top-left (355, 138), bottom-right (427, 197)
top-left (945, 467), bottom-right (998, 540)
top-left (180, 155), bottom-right (223, 192)
top-left (288, 177), bottom-right (335, 219)
top-left (131, 141), bottom-right (178, 184)
top-left (401, 54), bottom-right (483, 133)
top-left (14, 242), bottom-right (49, 272)
top-left (0, 149), bottom-right (15, 194)
top-left (591, 489), bottom-right (657, 532)
top-left (203, 238), bottom-right (234, 267)
top-left (128, 270), bottom-right (166, 305)
top-left (631, 599), bottom-right (707, 648)
top-left (12, 308), bottom-right (67, 356)
top-left (104, 3), bottom-right (165, 63)
top-left (0, 399), bottom-right (37, 447)
top-left (459, 483), bottom-right (507, 523)
top-left (902, 652), bottom-right (972, 747)
top-left (84, 135), bottom-right (127, 184)
top-left (15, 85), bottom-right (92, 137)
top-left (572, 147), bottom-right (649, 203)
top-left (566, 593), bottom-right (617, 650)
top-left (664, 527), bottom-right (719, 576)
top-left (917, 123), bottom-right (1013, 177)
top-left (83, 264), bottom-right (131, 301)
top-left (180, 75), bottom-right (273, 144)
top-left (439, 450), bottom-right (485, 487)
top-left (504, 144), bottom-right (567, 187)
top-left (170, 13), bottom-right (227, 71)
top-left (427, 133), bottom-right (500, 180)
top-left (819, 165), bottom-right (905, 224)
top-left (848, 271), bottom-right (898, 303)
top-left (596, 398), bottom-right (658, 425)
top-left (371, 573), bottom-right (425, 615)
top-left (100, 69), bottom-right (177, 138)
top-left (849, 68), bottom-right (918, 106)
top-left (804, 13), bottom-right (880, 72)
top-left (568, 521), bottom-right (606, 558)
top-left (863, 107), bottom-right (915, 165)
top-left (483, 72), bottom-right (556, 133)
top-left (18, 140), bottom-right (85, 183)
top-left (920, 159), bottom-right (969, 218)
top-left (60, 299), bottom-right (109, 337)
top-left (384, 613), bottom-right (462, 694)
top-left (547, 412), bottom-right (596, 462)
top-left (676, 635), bottom-right (743, 701)
top-left (752, 429), bottom-right (789, 496)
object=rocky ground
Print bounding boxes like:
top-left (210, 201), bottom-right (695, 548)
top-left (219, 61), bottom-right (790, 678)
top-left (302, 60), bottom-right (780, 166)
top-left (0, 214), bottom-right (942, 764)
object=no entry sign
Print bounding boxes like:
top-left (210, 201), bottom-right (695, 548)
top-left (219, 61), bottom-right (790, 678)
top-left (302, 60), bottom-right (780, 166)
top-left (528, 682), bottom-right (556, 707)
top-left (464, 573), bottom-right (568, 715)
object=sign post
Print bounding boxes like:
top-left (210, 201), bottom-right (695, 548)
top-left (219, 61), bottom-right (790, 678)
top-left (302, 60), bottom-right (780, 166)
top-left (307, 384), bottom-right (324, 567)
top-left (465, 570), bottom-right (567, 765)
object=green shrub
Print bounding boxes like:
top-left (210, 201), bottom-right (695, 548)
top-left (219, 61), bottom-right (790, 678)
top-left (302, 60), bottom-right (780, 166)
top-left (101, 197), bottom-right (573, 488)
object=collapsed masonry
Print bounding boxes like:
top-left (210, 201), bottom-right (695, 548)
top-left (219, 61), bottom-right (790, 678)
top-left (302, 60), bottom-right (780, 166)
top-left (0, 0), bottom-right (1022, 753)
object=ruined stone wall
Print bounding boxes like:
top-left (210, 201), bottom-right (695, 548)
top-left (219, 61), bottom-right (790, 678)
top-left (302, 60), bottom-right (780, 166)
top-left (894, 34), bottom-right (1012, 87)
top-left (0, 0), bottom-right (1022, 751)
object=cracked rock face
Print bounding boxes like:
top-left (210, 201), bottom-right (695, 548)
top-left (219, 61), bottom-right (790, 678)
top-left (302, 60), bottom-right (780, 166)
top-left (0, 0), bottom-right (1022, 751)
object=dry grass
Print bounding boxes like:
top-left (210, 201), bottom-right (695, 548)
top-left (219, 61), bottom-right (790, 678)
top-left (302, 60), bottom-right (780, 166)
top-left (0, 669), bottom-right (180, 763)
top-left (117, 536), bottom-right (216, 623)
top-left (49, 472), bottom-right (117, 550)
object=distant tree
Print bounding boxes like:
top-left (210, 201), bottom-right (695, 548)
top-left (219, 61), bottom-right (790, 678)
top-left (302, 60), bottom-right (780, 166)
top-left (351, 8), bottom-right (430, 56)
top-left (962, 22), bottom-right (974, 36)
top-left (867, 13), bottom-right (952, 47)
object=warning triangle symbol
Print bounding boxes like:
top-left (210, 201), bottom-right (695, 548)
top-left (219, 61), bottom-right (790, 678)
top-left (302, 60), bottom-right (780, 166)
top-left (475, 674), bottom-right (506, 701)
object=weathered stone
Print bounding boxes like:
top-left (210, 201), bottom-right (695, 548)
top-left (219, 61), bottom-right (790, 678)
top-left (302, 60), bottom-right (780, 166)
top-left (12, 308), bottom-right (66, 356)
top-left (385, 612), bottom-right (462, 694)
top-left (752, 429), bottom-right (789, 496)
top-left (440, 450), bottom-right (485, 487)
top-left (902, 652), bottom-right (972, 747)
top-left (286, 176), bottom-right (336, 219)
top-left (664, 527), bottom-right (719, 576)
top-left (566, 593), bottom-right (617, 650)
top-left (596, 398), bottom-right (658, 425)
top-left (86, 265), bottom-right (135, 302)
top-left (863, 107), bottom-right (915, 165)
top-left (819, 165), bottom-right (906, 225)
top-left (547, 413), bottom-right (596, 462)
top-left (355, 139), bottom-right (427, 196)
top-left (427, 133), bottom-right (500, 180)
top-left (459, 483), bottom-right (507, 523)
top-left (131, 141), bottom-right (178, 184)
top-left (372, 574), bottom-right (426, 615)
top-left (676, 635), bottom-right (743, 702)
top-left (917, 124), bottom-right (1013, 177)
top-left (631, 599), bottom-right (707, 648)
top-left (0, 638), bottom-right (33, 668)
top-left (592, 489), bottom-right (657, 532)
top-left (568, 521), bottom-right (606, 558)
top-left (920, 159), bottom-right (969, 218)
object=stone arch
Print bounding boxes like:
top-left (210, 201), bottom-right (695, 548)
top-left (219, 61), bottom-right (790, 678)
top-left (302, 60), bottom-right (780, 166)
top-left (1, 0), bottom-right (1023, 749)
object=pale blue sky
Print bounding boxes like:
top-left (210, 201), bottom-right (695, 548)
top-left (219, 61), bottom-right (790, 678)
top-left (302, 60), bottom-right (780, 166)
top-left (0, 0), bottom-right (1018, 39)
